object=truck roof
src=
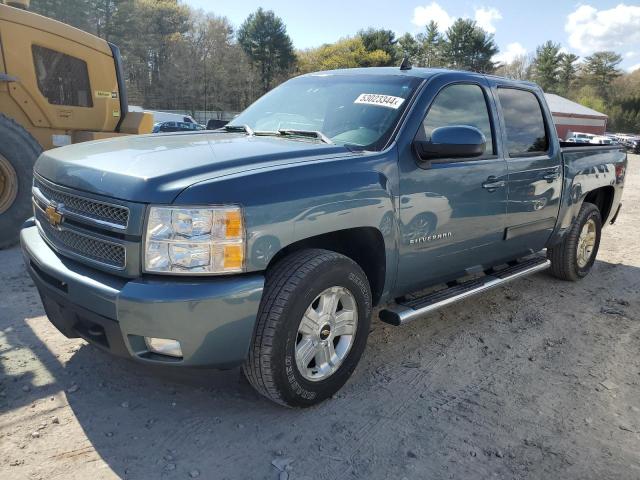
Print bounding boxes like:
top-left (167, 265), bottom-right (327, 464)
top-left (302, 66), bottom-right (540, 88)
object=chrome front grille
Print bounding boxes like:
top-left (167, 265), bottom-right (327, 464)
top-left (32, 176), bottom-right (135, 271)
top-left (34, 177), bottom-right (129, 228)
top-left (35, 209), bottom-right (126, 268)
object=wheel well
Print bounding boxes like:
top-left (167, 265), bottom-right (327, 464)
top-left (267, 227), bottom-right (387, 306)
top-left (583, 186), bottom-right (615, 222)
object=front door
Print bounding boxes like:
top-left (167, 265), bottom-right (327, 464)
top-left (396, 79), bottom-right (508, 293)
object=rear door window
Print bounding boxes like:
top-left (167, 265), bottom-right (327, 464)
top-left (497, 88), bottom-right (548, 156)
top-left (32, 45), bottom-right (92, 107)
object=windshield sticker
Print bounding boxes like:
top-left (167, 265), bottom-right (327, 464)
top-left (354, 93), bottom-right (405, 109)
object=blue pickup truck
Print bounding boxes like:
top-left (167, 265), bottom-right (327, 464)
top-left (21, 67), bottom-right (627, 407)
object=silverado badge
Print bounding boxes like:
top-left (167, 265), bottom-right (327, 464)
top-left (45, 203), bottom-right (63, 227)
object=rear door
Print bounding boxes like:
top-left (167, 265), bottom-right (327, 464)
top-left (493, 86), bottom-right (563, 255)
top-left (396, 75), bottom-right (508, 292)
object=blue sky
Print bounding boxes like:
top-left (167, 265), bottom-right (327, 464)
top-left (185, 1), bottom-right (640, 71)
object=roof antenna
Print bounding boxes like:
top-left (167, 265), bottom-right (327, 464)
top-left (400, 56), bottom-right (412, 70)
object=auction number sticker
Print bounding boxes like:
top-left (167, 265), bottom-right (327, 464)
top-left (354, 93), bottom-right (405, 109)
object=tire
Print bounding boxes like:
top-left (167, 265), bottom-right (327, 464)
top-left (243, 249), bottom-right (373, 407)
top-left (547, 202), bottom-right (602, 281)
top-left (0, 114), bottom-right (42, 249)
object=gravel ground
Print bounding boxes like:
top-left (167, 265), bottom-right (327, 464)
top-left (1, 155), bottom-right (639, 480)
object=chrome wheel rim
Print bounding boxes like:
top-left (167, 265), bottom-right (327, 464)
top-left (577, 218), bottom-right (597, 268)
top-left (295, 286), bottom-right (358, 382)
top-left (0, 154), bottom-right (18, 215)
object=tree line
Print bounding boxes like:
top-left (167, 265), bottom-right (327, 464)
top-left (31, 0), bottom-right (639, 132)
top-left (495, 43), bottom-right (639, 133)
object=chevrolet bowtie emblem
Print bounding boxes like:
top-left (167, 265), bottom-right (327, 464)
top-left (45, 203), bottom-right (63, 227)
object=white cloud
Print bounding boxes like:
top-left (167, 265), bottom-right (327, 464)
top-left (565, 4), bottom-right (640, 54)
top-left (625, 51), bottom-right (638, 58)
top-left (474, 7), bottom-right (502, 34)
top-left (493, 42), bottom-right (527, 64)
top-left (412, 2), bottom-right (454, 30)
top-left (628, 63), bottom-right (640, 72)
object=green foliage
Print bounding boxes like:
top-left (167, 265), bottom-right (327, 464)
top-left (415, 21), bottom-right (444, 67)
top-left (573, 85), bottom-right (606, 112)
top-left (531, 41), bottom-right (562, 93)
top-left (581, 51), bottom-right (622, 100)
top-left (397, 32), bottom-right (420, 64)
top-left (297, 37), bottom-right (390, 73)
top-left (441, 19), bottom-right (498, 73)
top-left (606, 70), bottom-right (640, 132)
top-left (237, 8), bottom-right (295, 93)
top-left (31, 0), bottom-right (93, 32)
top-left (558, 53), bottom-right (579, 96)
top-left (25, 3), bottom-right (640, 133)
top-left (357, 28), bottom-right (398, 65)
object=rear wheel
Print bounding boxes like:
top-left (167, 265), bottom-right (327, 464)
top-left (243, 249), bottom-right (372, 407)
top-left (0, 114), bottom-right (42, 249)
top-left (547, 202), bottom-right (602, 281)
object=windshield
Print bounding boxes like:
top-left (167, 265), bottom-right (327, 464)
top-left (229, 74), bottom-right (422, 150)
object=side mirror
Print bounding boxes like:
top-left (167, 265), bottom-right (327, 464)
top-left (414, 125), bottom-right (486, 162)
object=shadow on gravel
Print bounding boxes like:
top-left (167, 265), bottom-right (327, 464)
top-left (2, 257), bottom-right (639, 479)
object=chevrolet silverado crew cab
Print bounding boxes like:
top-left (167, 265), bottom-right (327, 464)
top-left (21, 67), bottom-right (627, 407)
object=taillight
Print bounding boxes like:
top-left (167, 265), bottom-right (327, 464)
top-left (615, 163), bottom-right (625, 181)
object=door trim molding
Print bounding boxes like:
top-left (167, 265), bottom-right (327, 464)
top-left (504, 217), bottom-right (556, 240)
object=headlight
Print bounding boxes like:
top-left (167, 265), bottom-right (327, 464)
top-left (144, 206), bottom-right (244, 274)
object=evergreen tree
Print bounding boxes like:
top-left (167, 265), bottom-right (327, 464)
top-left (581, 51), bottom-right (623, 100)
top-left (442, 19), bottom-right (498, 73)
top-left (558, 53), bottom-right (579, 96)
top-left (358, 28), bottom-right (398, 65)
top-left (531, 41), bottom-right (562, 93)
top-left (397, 33), bottom-right (420, 65)
top-left (237, 8), bottom-right (295, 93)
top-left (416, 21), bottom-right (443, 67)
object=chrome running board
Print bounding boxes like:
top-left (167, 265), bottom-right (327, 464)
top-left (379, 257), bottom-right (550, 326)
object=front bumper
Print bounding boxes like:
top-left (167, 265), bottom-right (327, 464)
top-left (20, 224), bottom-right (265, 368)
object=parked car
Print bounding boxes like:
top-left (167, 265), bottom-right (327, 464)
top-left (206, 119), bottom-right (229, 130)
top-left (627, 137), bottom-right (640, 154)
top-left (614, 133), bottom-right (637, 149)
top-left (148, 110), bottom-right (197, 124)
top-left (565, 132), bottom-right (595, 143)
top-left (152, 121), bottom-right (205, 133)
top-left (590, 136), bottom-right (614, 145)
top-left (22, 67), bottom-right (627, 407)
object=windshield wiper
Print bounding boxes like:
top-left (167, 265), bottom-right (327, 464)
top-left (276, 129), bottom-right (333, 145)
top-left (222, 124), bottom-right (254, 135)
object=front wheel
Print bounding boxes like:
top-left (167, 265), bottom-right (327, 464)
top-left (243, 249), bottom-right (372, 407)
top-left (547, 202), bottom-right (602, 281)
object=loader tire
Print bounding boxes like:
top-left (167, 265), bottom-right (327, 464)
top-left (0, 114), bottom-right (42, 249)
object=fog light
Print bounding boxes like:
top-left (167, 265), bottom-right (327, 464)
top-left (144, 337), bottom-right (183, 358)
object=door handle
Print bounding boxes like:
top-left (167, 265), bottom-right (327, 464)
top-left (482, 176), bottom-right (505, 191)
top-left (543, 170), bottom-right (560, 182)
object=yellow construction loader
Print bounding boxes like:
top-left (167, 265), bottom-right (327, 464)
top-left (0, 0), bottom-right (153, 247)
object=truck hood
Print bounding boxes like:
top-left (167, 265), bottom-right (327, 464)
top-left (35, 132), bottom-right (352, 203)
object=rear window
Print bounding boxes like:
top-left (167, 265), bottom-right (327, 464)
top-left (498, 88), bottom-right (548, 156)
top-left (32, 45), bottom-right (93, 107)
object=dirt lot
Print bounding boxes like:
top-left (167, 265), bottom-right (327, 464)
top-left (1, 156), bottom-right (639, 480)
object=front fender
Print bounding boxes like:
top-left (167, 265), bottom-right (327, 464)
top-left (174, 150), bottom-right (399, 278)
